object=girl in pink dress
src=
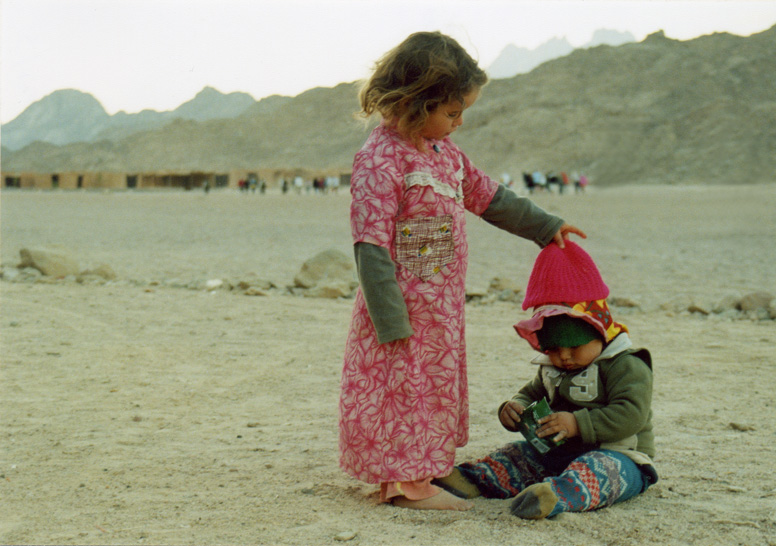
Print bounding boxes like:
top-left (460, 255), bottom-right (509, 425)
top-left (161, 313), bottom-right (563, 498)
top-left (339, 32), bottom-right (586, 511)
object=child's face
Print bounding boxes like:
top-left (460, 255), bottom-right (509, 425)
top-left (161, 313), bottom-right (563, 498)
top-left (420, 88), bottom-right (480, 140)
top-left (546, 338), bottom-right (603, 371)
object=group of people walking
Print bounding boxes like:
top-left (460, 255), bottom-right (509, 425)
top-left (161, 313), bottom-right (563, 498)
top-left (280, 175), bottom-right (341, 194)
top-left (522, 170), bottom-right (589, 194)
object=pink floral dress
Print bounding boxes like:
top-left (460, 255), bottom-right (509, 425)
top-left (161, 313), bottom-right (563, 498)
top-left (339, 125), bottom-right (499, 484)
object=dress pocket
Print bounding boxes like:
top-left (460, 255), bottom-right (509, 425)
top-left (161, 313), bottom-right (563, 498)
top-left (394, 215), bottom-right (455, 281)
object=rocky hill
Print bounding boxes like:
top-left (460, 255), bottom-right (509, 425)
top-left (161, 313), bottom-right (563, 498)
top-left (1, 86), bottom-right (265, 151)
top-left (2, 26), bottom-right (775, 186)
top-left (458, 27), bottom-right (776, 185)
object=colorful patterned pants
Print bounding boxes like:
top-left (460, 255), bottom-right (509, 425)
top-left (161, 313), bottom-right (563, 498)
top-left (457, 442), bottom-right (655, 517)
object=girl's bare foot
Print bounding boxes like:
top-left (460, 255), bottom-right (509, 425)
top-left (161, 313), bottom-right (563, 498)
top-left (392, 489), bottom-right (473, 511)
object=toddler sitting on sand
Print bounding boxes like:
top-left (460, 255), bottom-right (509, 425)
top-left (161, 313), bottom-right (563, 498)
top-left (435, 241), bottom-right (657, 518)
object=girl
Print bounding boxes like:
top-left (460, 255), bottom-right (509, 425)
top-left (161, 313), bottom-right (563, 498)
top-left (339, 31), bottom-right (585, 511)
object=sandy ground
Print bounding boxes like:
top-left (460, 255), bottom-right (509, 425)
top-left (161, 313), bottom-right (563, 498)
top-left (1, 184), bottom-right (775, 546)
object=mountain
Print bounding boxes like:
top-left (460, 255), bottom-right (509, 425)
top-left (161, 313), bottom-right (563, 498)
top-left (487, 37), bottom-right (574, 79)
top-left (2, 25), bottom-right (775, 186)
top-left (1, 89), bottom-right (111, 150)
top-left (171, 86), bottom-right (256, 121)
top-left (487, 29), bottom-right (635, 79)
top-left (585, 29), bottom-right (635, 48)
top-left (461, 27), bottom-right (776, 186)
top-left (0, 86), bottom-right (270, 151)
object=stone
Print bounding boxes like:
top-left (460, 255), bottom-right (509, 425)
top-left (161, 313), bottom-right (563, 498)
top-left (688, 303), bottom-right (711, 315)
top-left (465, 284), bottom-right (489, 299)
top-left (243, 288), bottom-right (268, 296)
top-left (294, 249), bottom-right (356, 290)
top-left (489, 277), bottom-right (523, 303)
top-left (76, 274), bottom-right (107, 285)
top-left (20, 267), bottom-right (43, 281)
top-left (713, 294), bottom-right (741, 314)
top-left (1, 267), bottom-right (22, 282)
top-left (609, 296), bottom-right (641, 308)
top-left (306, 281), bottom-right (354, 299)
top-left (489, 276), bottom-right (522, 293)
top-left (661, 294), bottom-right (694, 314)
top-left (739, 291), bottom-right (774, 312)
top-left (18, 247), bottom-right (80, 277)
top-left (237, 275), bottom-right (274, 291)
top-left (750, 308), bottom-right (771, 321)
top-left (205, 279), bottom-right (224, 291)
top-left (728, 422), bottom-right (755, 432)
top-left (79, 263), bottom-right (117, 281)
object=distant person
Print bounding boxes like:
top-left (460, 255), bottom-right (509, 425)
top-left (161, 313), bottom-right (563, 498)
top-left (203, 179), bottom-right (210, 194)
top-left (546, 171), bottom-right (561, 194)
top-left (523, 172), bottom-right (535, 194)
top-left (293, 176), bottom-right (303, 194)
top-left (532, 169), bottom-right (546, 192)
top-left (435, 241), bottom-right (657, 519)
top-left (572, 171), bottom-right (581, 193)
top-left (281, 179), bottom-right (289, 194)
top-left (578, 173), bottom-right (589, 193)
top-left (327, 175), bottom-right (340, 193)
top-left (340, 31), bottom-right (586, 512)
top-left (560, 171), bottom-right (570, 194)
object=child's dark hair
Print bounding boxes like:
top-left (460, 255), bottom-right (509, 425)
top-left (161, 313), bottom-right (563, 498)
top-left (358, 31), bottom-right (487, 149)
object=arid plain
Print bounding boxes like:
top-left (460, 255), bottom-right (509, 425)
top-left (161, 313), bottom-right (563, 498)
top-left (1, 184), bottom-right (775, 545)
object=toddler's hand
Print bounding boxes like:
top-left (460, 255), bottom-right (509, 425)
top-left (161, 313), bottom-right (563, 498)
top-left (536, 411), bottom-right (579, 443)
top-left (499, 401), bottom-right (525, 432)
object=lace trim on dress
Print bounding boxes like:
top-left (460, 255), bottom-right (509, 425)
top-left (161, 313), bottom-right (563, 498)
top-left (405, 172), bottom-right (462, 202)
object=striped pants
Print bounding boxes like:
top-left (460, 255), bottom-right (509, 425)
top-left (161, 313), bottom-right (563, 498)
top-left (457, 442), bottom-right (655, 517)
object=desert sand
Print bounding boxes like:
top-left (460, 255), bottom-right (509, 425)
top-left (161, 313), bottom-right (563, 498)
top-left (1, 184), bottom-right (775, 546)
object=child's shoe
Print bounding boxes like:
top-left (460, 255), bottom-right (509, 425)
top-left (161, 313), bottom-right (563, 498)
top-left (510, 482), bottom-right (558, 519)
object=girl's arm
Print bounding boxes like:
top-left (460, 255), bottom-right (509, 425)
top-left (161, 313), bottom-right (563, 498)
top-left (350, 144), bottom-right (412, 344)
top-left (480, 185), bottom-right (566, 247)
top-left (457, 151), bottom-right (584, 246)
top-left (354, 242), bottom-right (414, 343)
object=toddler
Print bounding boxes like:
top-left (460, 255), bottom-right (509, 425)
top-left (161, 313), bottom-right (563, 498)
top-left (436, 241), bottom-right (657, 518)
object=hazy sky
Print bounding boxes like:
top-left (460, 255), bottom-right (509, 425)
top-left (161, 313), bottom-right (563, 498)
top-left (2, 0), bottom-right (776, 123)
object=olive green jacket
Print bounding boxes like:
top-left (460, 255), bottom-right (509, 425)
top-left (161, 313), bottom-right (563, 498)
top-left (507, 334), bottom-right (655, 465)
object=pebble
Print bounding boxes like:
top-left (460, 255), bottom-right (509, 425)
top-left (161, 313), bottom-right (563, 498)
top-left (334, 531), bottom-right (357, 541)
top-left (728, 422), bottom-right (756, 432)
top-left (205, 279), bottom-right (224, 290)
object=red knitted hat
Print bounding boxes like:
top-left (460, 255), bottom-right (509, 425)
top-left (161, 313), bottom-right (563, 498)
top-left (522, 241), bottom-right (609, 310)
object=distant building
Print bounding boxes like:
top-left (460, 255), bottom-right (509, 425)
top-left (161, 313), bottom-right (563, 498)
top-left (2, 168), bottom-right (352, 191)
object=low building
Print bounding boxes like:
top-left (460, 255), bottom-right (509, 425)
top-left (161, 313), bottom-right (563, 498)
top-left (2, 168), bottom-right (351, 191)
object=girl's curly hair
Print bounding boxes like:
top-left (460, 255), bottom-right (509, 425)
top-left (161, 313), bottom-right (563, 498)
top-left (358, 31), bottom-right (487, 150)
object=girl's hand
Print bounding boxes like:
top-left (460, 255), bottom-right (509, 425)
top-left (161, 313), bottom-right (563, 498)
top-left (499, 401), bottom-right (525, 432)
top-left (536, 412), bottom-right (579, 443)
top-left (552, 223), bottom-right (587, 248)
